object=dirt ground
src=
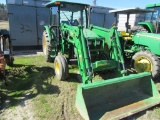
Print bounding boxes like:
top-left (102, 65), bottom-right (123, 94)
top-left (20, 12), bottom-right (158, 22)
top-left (1, 97), bottom-right (34, 120)
top-left (0, 21), bottom-right (9, 30)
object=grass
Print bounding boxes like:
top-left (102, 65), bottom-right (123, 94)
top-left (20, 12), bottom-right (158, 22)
top-left (0, 55), bottom-right (82, 120)
top-left (1, 55), bottom-right (160, 120)
top-left (1, 56), bottom-right (53, 105)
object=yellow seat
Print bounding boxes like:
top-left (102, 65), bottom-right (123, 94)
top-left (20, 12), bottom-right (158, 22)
top-left (120, 31), bottom-right (132, 40)
top-left (120, 31), bottom-right (130, 37)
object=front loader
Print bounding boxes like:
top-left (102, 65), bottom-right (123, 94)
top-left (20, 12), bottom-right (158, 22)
top-left (42, 1), bottom-right (160, 119)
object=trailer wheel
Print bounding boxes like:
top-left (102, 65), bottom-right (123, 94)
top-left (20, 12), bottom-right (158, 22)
top-left (42, 31), bottom-right (52, 62)
top-left (131, 25), bottom-right (149, 34)
top-left (54, 55), bottom-right (68, 80)
top-left (132, 51), bottom-right (160, 79)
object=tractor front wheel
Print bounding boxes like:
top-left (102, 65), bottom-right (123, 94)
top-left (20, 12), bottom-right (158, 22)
top-left (54, 55), bottom-right (69, 80)
top-left (132, 51), bottom-right (160, 79)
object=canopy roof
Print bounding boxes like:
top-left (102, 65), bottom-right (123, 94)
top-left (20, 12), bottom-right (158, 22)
top-left (109, 7), bottom-right (155, 14)
top-left (146, 3), bottom-right (160, 8)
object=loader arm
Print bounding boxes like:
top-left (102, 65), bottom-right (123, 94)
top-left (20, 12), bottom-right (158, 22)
top-left (90, 25), bottom-right (126, 75)
top-left (60, 23), bottom-right (93, 84)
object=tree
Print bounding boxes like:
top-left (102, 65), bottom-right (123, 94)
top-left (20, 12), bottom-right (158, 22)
top-left (0, 4), bottom-right (8, 20)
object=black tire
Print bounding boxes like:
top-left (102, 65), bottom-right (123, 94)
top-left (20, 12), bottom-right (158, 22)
top-left (7, 57), bottom-right (14, 67)
top-left (54, 55), bottom-right (69, 80)
top-left (58, 55), bottom-right (69, 78)
top-left (5, 56), bottom-right (14, 66)
top-left (131, 25), bottom-right (149, 34)
top-left (132, 51), bottom-right (160, 79)
top-left (42, 31), bottom-right (52, 62)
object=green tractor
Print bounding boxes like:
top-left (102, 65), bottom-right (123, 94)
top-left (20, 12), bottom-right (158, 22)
top-left (42, 1), bottom-right (160, 119)
top-left (110, 8), bottom-right (160, 79)
top-left (132, 3), bottom-right (160, 33)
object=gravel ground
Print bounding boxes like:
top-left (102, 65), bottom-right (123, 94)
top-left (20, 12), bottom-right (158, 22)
top-left (12, 50), bottom-right (43, 57)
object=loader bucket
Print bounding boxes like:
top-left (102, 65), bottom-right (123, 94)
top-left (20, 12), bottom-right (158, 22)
top-left (76, 72), bottom-right (160, 120)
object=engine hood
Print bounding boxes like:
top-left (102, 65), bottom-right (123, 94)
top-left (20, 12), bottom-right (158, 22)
top-left (133, 33), bottom-right (160, 56)
top-left (135, 33), bottom-right (160, 40)
top-left (83, 28), bottom-right (101, 39)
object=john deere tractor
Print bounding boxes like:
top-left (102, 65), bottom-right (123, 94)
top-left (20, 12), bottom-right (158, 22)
top-left (42, 1), bottom-right (160, 119)
top-left (131, 3), bottom-right (160, 33)
top-left (110, 8), bottom-right (160, 79)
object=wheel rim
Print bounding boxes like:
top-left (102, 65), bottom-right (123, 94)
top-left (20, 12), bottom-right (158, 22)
top-left (42, 35), bottom-right (47, 55)
top-left (134, 56), bottom-right (152, 73)
top-left (55, 61), bottom-right (60, 75)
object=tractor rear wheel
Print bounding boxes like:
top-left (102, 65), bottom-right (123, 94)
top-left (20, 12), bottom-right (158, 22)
top-left (54, 55), bottom-right (69, 80)
top-left (131, 25), bottom-right (149, 34)
top-left (42, 31), bottom-right (52, 62)
top-left (132, 51), bottom-right (160, 79)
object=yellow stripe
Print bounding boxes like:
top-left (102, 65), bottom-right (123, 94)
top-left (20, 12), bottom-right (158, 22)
top-left (136, 34), bottom-right (160, 40)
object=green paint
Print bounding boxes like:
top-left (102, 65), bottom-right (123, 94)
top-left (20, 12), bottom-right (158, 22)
top-left (92, 60), bottom-right (116, 71)
top-left (76, 72), bottom-right (160, 120)
top-left (138, 22), bottom-right (155, 33)
top-left (133, 33), bottom-right (160, 56)
top-left (146, 3), bottom-right (160, 8)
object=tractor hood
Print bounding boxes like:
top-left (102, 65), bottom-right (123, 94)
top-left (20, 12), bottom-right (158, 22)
top-left (135, 33), bottom-right (160, 41)
top-left (83, 29), bottom-right (101, 39)
top-left (133, 33), bottom-right (160, 56)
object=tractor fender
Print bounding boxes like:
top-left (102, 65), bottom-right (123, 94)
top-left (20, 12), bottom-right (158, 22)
top-left (44, 25), bottom-right (52, 42)
top-left (138, 22), bottom-right (155, 33)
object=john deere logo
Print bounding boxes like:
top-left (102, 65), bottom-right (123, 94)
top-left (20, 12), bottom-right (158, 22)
top-left (98, 63), bottom-right (109, 67)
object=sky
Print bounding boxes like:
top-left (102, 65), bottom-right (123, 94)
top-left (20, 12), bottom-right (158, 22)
top-left (1, 0), bottom-right (160, 9)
